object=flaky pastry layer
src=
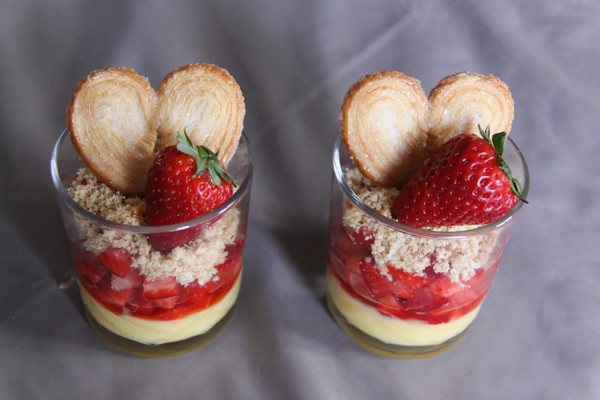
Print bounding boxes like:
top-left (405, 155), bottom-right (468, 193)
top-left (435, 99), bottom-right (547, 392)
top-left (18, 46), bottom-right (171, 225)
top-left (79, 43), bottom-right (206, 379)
top-left (340, 71), bottom-right (430, 187)
top-left (156, 64), bottom-right (245, 167)
top-left (428, 71), bottom-right (513, 152)
top-left (67, 67), bottom-right (157, 196)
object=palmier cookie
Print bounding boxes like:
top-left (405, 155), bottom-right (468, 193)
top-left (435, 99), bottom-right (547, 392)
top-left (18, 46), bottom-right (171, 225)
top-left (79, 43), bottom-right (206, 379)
top-left (428, 71), bottom-right (514, 151)
top-left (155, 64), bottom-right (245, 166)
top-left (67, 67), bottom-right (157, 196)
top-left (340, 71), bottom-right (430, 187)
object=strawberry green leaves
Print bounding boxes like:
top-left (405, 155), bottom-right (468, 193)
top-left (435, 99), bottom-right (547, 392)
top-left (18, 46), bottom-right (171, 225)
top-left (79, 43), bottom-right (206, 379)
top-left (478, 125), bottom-right (528, 203)
top-left (176, 130), bottom-right (235, 188)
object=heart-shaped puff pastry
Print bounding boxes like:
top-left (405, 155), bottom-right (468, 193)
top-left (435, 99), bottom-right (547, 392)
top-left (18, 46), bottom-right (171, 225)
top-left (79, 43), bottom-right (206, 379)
top-left (155, 64), bottom-right (245, 165)
top-left (67, 64), bottom-right (245, 196)
top-left (340, 71), bottom-right (513, 187)
top-left (67, 67), bottom-right (157, 196)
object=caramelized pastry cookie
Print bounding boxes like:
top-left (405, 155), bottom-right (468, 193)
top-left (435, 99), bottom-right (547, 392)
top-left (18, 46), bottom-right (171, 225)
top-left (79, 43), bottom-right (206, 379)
top-left (155, 64), bottom-right (245, 166)
top-left (67, 67), bottom-right (157, 196)
top-left (428, 72), bottom-right (514, 151)
top-left (340, 71), bottom-right (430, 187)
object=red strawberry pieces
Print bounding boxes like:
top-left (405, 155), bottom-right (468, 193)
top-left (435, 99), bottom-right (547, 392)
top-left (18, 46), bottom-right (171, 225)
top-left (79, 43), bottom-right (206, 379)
top-left (360, 262), bottom-right (391, 297)
top-left (351, 260), bottom-right (486, 322)
top-left (76, 247), bottom-right (243, 319)
top-left (111, 269), bottom-right (144, 292)
top-left (146, 131), bottom-right (235, 251)
top-left (361, 263), bottom-right (427, 301)
top-left (391, 126), bottom-right (526, 228)
top-left (97, 247), bottom-right (132, 277)
top-left (357, 262), bottom-right (453, 318)
top-left (143, 276), bottom-right (180, 299)
top-left (76, 257), bottom-right (107, 285)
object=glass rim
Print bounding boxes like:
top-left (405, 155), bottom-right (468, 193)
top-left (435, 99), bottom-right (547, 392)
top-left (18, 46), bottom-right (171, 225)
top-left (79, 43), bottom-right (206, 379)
top-left (332, 134), bottom-right (530, 239)
top-left (50, 128), bottom-right (253, 234)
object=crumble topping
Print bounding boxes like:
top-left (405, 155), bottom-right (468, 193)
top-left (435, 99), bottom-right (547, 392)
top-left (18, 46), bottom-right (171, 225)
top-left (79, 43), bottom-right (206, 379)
top-left (69, 169), bottom-right (146, 225)
top-left (342, 167), bottom-right (497, 283)
top-left (68, 168), bottom-right (240, 286)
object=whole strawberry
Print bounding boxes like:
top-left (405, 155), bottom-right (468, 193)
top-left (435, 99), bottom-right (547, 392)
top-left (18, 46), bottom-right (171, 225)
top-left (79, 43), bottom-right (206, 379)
top-left (391, 125), bottom-right (527, 228)
top-left (146, 131), bottom-right (235, 251)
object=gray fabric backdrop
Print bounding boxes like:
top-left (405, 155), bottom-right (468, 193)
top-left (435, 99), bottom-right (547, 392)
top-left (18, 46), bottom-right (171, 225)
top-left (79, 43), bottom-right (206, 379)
top-left (1, 0), bottom-right (598, 398)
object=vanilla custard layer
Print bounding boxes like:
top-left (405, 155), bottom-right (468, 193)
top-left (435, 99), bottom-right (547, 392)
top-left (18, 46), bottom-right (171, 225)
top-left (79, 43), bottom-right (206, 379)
top-left (327, 270), bottom-right (481, 346)
top-left (80, 275), bottom-right (241, 345)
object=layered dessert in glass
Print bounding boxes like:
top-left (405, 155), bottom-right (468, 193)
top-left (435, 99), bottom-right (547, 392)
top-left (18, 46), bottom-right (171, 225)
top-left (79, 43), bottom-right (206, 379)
top-left (51, 64), bottom-right (251, 357)
top-left (325, 71), bottom-right (529, 358)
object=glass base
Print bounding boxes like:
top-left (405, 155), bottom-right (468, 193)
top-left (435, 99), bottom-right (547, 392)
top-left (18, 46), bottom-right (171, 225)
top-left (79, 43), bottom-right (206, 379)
top-left (84, 306), bottom-right (235, 358)
top-left (326, 292), bottom-right (468, 359)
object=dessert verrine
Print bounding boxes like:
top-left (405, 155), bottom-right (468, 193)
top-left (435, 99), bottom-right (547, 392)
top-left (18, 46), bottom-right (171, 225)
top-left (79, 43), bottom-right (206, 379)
top-left (326, 71), bottom-right (528, 358)
top-left (52, 64), bottom-right (252, 357)
top-left (61, 139), bottom-right (250, 348)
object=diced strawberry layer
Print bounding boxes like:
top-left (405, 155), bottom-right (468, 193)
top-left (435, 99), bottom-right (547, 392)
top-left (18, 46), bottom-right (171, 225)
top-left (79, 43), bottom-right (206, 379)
top-left (97, 248), bottom-right (132, 277)
top-left (76, 258), bottom-right (107, 285)
top-left (156, 296), bottom-right (180, 308)
top-left (111, 269), bottom-right (144, 291)
top-left (143, 276), bottom-right (180, 299)
top-left (360, 263), bottom-right (393, 297)
top-left (73, 240), bottom-right (245, 321)
top-left (328, 225), bottom-right (498, 324)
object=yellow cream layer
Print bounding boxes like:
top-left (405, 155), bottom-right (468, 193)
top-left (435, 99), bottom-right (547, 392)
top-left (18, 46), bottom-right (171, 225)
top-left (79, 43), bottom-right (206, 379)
top-left (80, 275), bottom-right (241, 345)
top-left (327, 269), bottom-right (481, 346)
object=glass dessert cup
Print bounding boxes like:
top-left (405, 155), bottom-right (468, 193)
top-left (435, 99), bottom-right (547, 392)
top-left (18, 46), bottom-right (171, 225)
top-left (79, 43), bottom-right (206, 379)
top-left (325, 134), bottom-right (528, 359)
top-left (51, 129), bottom-right (253, 357)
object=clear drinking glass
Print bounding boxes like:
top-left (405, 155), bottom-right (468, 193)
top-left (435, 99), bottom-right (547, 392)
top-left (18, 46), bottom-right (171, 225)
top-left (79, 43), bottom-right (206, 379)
top-left (51, 129), bottom-right (253, 357)
top-left (325, 134), bottom-right (528, 358)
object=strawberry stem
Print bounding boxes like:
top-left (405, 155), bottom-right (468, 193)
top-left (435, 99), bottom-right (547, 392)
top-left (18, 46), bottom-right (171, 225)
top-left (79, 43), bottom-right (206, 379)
top-left (176, 130), bottom-right (235, 187)
top-left (478, 125), bottom-right (528, 203)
